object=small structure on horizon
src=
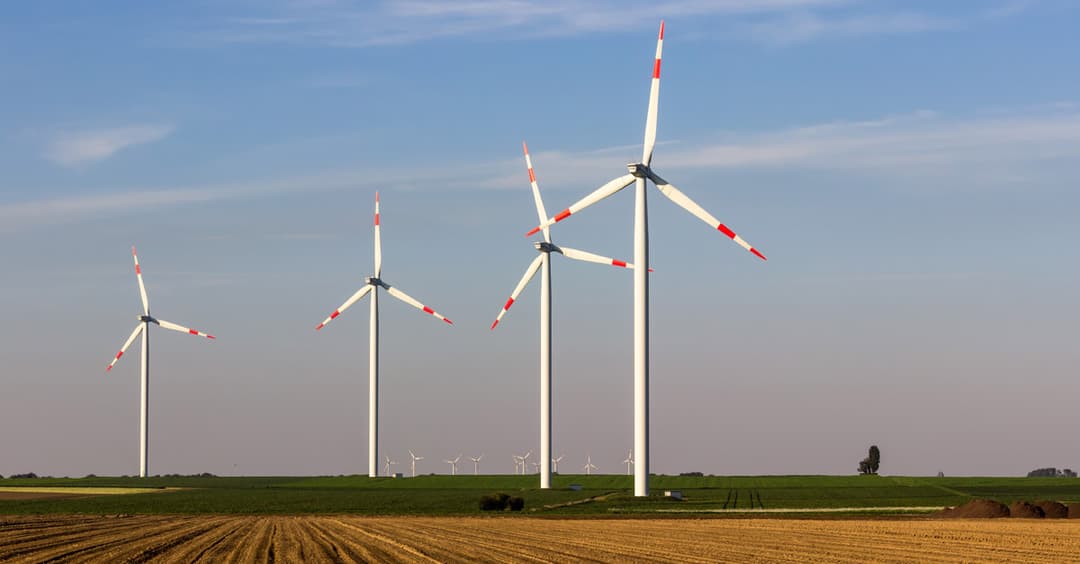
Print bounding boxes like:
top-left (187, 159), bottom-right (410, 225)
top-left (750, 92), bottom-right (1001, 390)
top-left (664, 490), bottom-right (683, 500)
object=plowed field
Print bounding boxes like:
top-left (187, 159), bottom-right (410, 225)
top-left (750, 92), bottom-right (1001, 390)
top-left (1, 515), bottom-right (1078, 562)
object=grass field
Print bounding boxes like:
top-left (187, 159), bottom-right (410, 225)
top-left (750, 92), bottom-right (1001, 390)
top-left (1, 474), bottom-right (1078, 515)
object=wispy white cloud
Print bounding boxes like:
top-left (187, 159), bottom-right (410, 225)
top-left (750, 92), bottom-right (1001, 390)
top-left (45, 124), bottom-right (174, 167)
top-left (985, 0), bottom-right (1037, 20)
top-left (743, 11), bottom-right (955, 45)
top-left (471, 107), bottom-right (1080, 189)
top-left (7, 106), bottom-right (1078, 232)
top-left (200, 0), bottom-right (962, 47)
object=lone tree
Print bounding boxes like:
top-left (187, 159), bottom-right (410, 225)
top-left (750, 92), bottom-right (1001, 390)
top-left (858, 445), bottom-right (881, 475)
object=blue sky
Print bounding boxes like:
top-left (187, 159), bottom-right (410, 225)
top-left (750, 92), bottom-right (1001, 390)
top-left (2, 0), bottom-right (1078, 478)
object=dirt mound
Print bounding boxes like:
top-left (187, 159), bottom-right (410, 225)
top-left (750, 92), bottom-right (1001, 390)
top-left (938, 499), bottom-right (1010, 518)
top-left (1034, 501), bottom-right (1068, 519)
top-left (1068, 503), bottom-right (1080, 519)
top-left (1009, 501), bottom-right (1045, 518)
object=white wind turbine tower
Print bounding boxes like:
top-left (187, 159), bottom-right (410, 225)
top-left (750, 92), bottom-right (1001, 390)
top-left (519, 450), bottom-right (532, 476)
top-left (106, 247), bottom-right (216, 478)
top-left (493, 142), bottom-right (641, 490)
top-left (409, 450), bottom-right (423, 477)
top-left (528, 21), bottom-right (767, 496)
top-left (552, 455), bottom-right (564, 474)
top-left (444, 455), bottom-right (461, 476)
top-left (584, 455), bottom-right (597, 476)
top-left (512, 455), bottom-right (523, 475)
top-left (469, 454), bottom-right (483, 475)
top-left (316, 193), bottom-right (454, 478)
top-left (384, 455), bottom-right (397, 476)
top-left (623, 450), bottom-right (634, 476)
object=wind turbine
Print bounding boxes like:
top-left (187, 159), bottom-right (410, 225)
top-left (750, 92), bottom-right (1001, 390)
top-left (512, 454), bottom-right (522, 475)
top-left (444, 455), bottom-right (461, 476)
top-left (584, 455), bottom-right (597, 476)
top-left (106, 247), bottom-right (216, 478)
top-left (520, 450), bottom-right (532, 476)
top-left (409, 449), bottom-right (424, 477)
top-left (527, 21), bottom-right (767, 496)
top-left (552, 455), bottom-right (564, 474)
top-left (384, 455), bottom-right (397, 476)
top-left (469, 454), bottom-right (483, 475)
top-left (315, 192), bottom-right (453, 478)
top-left (493, 142), bottom-right (641, 490)
top-left (623, 450), bottom-right (634, 476)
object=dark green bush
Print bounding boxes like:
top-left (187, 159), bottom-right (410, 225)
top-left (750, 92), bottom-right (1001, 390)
top-left (479, 492), bottom-right (511, 511)
top-left (508, 496), bottom-right (525, 511)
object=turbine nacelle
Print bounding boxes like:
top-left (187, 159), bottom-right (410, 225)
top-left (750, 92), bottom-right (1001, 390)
top-left (138, 315), bottom-right (157, 324)
top-left (365, 276), bottom-right (385, 288)
top-left (533, 241), bottom-right (559, 254)
top-left (627, 162), bottom-right (650, 178)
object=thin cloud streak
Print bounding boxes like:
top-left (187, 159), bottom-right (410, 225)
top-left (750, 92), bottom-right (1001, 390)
top-left (46, 124), bottom-right (175, 167)
top-left (743, 11), bottom-right (955, 44)
top-left (198, 0), bottom-right (956, 47)
top-left (6, 107), bottom-right (1079, 232)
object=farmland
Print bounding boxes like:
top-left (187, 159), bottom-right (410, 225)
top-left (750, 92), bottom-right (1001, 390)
top-left (1, 514), bottom-right (1078, 562)
top-left (0, 474), bottom-right (1078, 515)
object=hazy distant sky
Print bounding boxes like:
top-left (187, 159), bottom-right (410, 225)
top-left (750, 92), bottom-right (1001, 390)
top-left (2, 0), bottom-right (1078, 478)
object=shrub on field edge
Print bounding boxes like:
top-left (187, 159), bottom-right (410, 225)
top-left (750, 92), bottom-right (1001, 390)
top-left (480, 493), bottom-right (511, 511)
top-left (508, 496), bottom-right (525, 511)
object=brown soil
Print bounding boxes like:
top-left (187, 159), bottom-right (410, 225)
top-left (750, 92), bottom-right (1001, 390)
top-left (1, 515), bottom-right (1080, 563)
top-left (937, 499), bottom-right (1010, 518)
top-left (1008, 501), bottom-right (1045, 518)
top-left (1033, 500), bottom-right (1068, 519)
top-left (1069, 503), bottom-right (1080, 519)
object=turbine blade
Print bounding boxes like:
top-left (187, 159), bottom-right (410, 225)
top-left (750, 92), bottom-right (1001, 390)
top-left (106, 324), bottom-right (144, 372)
top-left (650, 172), bottom-right (767, 261)
top-left (383, 283), bottom-right (453, 324)
top-left (132, 246), bottom-right (150, 315)
top-left (523, 141), bottom-right (550, 242)
top-left (526, 174), bottom-right (635, 236)
top-left (642, 21), bottom-right (665, 166)
top-left (490, 254), bottom-right (543, 330)
top-left (315, 284), bottom-right (374, 330)
top-left (558, 246), bottom-right (643, 270)
top-left (374, 192), bottom-right (382, 278)
top-left (157, 319), bottom-right (216, 339)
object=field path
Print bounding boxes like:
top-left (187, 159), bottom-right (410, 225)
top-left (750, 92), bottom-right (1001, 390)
top-left (1, 515), bottom-right (1079, 562)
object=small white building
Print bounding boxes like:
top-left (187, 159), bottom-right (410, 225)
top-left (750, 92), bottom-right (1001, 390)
top-left (664, 490), bottom-right (683, 500)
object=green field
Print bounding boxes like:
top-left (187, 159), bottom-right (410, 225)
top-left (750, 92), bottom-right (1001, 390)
top-left (1, 474), bottom-right (1078, 515)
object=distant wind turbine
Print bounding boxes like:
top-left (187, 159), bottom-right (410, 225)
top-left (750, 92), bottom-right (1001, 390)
top-left (520, 450), bottom-right (532, 476)
top-left (409, 449), bottom-right (423, 478)
top-left (492, 142), bottom-right (641, 490)
top-left (469, 454), bottom-right (483, 475)
top-left (444, 455), bottom-right (461, 476)
top-left (584, 455), bottom-right (597, 476)
top-left (623, 450), bottom-right (634, 476)
top-left (552, 455), bottom-right (564, 474)
top-left (105, 247), bottom-right (215, 478)
top-left (315, 193), bottom-right (453, 477)
top-left (384, 455), bottom-right (397, 476)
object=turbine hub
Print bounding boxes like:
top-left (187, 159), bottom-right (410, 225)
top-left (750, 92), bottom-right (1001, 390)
top-left (366, 276), bottom-right (383, 287)
top-left (627, 163), bottom-right (650, 178)
top-left (534, 242), bottom-right (558, 253)
top-left (139, 315), bottom-right (156, 323)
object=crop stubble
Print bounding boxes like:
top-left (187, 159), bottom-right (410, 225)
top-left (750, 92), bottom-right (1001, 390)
top-left (1, 515), bottom-right (1078, 563)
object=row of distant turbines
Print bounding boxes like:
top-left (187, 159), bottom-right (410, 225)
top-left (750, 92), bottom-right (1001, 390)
top-left (379, 452), bottom-right (631, 477)
top-left (105, 21), bottom-right (766, 497)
